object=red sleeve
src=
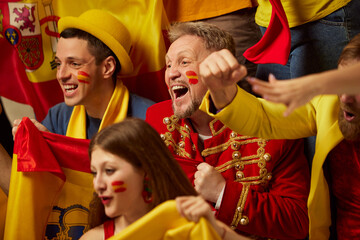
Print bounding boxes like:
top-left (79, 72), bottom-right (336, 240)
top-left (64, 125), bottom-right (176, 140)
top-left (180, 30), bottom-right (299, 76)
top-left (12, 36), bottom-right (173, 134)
top-left (217, 139), bottom-right (310, 239)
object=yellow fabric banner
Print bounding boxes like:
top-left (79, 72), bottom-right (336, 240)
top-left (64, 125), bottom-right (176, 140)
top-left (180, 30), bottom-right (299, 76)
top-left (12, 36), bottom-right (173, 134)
top-left (109, 200), bottom-right (221, 240)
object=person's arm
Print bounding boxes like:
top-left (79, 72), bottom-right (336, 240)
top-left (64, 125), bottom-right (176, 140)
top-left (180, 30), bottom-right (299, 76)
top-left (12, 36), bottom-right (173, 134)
top-left (200, 84), bottom-right (318, 140)
top-left (199, 49), bottom-right (247, 110)
top-left (176, 196), bottom-right (251, 240)
top-left (199, 49), bottom-right (317, 140)
top-left (0, 144), bottom-right (12, 195)
top-left (247, 62), bottom-right (360, 116)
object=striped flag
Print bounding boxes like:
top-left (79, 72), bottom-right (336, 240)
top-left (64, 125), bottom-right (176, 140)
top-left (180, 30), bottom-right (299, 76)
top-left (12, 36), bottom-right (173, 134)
top-left (0, 0), bottom-right (170, 122)
top-left (5, 117), bottom-right (93, 240)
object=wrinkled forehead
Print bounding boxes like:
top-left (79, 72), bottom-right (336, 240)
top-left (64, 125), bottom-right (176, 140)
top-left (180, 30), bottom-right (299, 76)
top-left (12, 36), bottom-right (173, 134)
top-left (166, 35), bottom-right (210, 60)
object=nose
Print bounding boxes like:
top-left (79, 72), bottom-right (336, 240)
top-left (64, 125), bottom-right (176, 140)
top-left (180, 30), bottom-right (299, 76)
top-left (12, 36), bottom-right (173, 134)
top-left (167, 65), bottom-right (181, 81)
top-left (57, 64), bottom-right (71, 82)
top-left (93, 174), bottom-right (106, 194)
top-left (340, 94), bottom-right (355, 104)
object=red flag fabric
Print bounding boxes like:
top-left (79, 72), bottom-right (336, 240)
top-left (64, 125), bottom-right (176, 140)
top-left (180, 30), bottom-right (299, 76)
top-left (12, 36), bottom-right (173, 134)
top-left (5, 117), bottom-right (93, 240)
top-left (243, 0), bottom-right (291, 65)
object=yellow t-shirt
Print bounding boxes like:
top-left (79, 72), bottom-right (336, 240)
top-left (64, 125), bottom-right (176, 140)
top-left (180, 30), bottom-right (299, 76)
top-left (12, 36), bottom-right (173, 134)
top-left (256, 0), bottom-right (351, 28)
top-left (164, 0), bottom-right (258, 23)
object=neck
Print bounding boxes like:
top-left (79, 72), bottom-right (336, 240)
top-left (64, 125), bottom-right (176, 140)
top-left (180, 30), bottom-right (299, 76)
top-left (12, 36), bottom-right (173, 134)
top-left (85, 80), bottom-right (115, 119)
top-left (113, 204), bottom-right (150, 233)
top-left (189, 110), bottom-right (213, 136)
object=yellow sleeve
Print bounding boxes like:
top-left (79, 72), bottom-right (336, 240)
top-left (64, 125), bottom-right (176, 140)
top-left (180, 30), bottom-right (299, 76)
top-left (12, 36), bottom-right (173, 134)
top-left (199, 86), bottom-right (318, 139)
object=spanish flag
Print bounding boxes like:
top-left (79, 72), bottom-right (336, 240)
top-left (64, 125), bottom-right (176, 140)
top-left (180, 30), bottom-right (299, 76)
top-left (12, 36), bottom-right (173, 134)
top-left (0, 0), bottom-right (169, 122)
top-left (4, 117), bottom-right (93, 240)
top-left (109, 200), bottom-right (221, 240)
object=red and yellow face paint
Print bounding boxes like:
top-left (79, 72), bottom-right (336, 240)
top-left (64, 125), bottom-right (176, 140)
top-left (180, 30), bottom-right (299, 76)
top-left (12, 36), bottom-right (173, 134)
top-left (186, 71), bottom-right (199, 85)
top-left (111, 181), bottom-right (127, 193)
top-left (77, 71), bottom-right (90, 84)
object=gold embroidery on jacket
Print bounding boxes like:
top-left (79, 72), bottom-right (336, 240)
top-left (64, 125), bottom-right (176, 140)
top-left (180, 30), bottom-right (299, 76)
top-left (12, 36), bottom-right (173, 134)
top-left (161, 116), bottom-right (192, 158)
top-left (161, 116), bottom-right (273, 229)
top-left (211, 133), bottom-right (272, 229)
top-left (209, 118), bottom-right (227, 136)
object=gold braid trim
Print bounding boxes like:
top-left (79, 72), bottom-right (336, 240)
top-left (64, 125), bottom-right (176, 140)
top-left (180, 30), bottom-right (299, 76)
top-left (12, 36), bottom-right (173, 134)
top-left (231, 183), bottom-right (250, 229)
top-left (202, 138), bottom-right (261, 157)
top-left (209, 118), bottom-right (227, 136)
top-left (161, 115), bottom-right (192, 158)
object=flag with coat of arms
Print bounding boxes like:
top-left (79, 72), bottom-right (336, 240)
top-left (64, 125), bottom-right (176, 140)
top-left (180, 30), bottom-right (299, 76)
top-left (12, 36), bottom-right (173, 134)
top-left (0, 1), bottom-right (170, 239)
top-left (0, 0), bottom-right (170, 122)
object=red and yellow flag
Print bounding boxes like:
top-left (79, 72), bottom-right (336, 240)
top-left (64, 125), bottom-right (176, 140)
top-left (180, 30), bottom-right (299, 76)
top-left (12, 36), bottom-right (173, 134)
top-left (5, 117), bottom-right (93, 240)
top-left (0, 0), bottom-right (170, 121)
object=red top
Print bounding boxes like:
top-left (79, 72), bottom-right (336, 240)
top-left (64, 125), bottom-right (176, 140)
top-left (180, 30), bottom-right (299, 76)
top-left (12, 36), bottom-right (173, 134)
top-left (104, 219), bottom-right (115, 239)
top-left (329, 140), bottom-right (360, 239)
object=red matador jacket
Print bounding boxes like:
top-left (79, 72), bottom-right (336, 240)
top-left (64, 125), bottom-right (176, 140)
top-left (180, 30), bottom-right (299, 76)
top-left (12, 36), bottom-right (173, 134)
top-left (146, 100), bottom-right (310, 239)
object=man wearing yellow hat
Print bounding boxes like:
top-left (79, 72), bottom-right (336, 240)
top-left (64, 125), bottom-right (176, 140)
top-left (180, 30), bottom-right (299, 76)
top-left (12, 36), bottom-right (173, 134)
top-left (13, 9), bottom-right (154, 140)
top-left (3, 9), bottom-right (154, 240)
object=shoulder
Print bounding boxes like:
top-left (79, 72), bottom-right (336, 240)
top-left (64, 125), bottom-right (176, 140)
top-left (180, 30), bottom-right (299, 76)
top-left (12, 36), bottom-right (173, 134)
top-left (80, 224), bottom-right (104, 240)
top-left (42, 102), bottom-right (73, 135)
top-left (128, 94), bottom-right (156, 120)
top-left (145, 100), bottom-right (173, 127)
top-left (146, 100), bottom-right (173, 116)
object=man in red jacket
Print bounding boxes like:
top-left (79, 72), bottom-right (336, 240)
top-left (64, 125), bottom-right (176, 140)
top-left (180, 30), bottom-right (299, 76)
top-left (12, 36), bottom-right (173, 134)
top-left (146, 21), bottom-right (310, 239)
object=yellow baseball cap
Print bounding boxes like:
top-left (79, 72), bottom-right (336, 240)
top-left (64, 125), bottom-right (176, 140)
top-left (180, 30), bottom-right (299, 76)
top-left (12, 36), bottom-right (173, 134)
top-left (58, 9), bottom-right (133, 75)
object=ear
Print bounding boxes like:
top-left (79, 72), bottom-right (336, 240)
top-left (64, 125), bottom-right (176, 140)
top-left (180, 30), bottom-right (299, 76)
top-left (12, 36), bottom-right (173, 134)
top-left (102, 56), bottom-right (116, 79)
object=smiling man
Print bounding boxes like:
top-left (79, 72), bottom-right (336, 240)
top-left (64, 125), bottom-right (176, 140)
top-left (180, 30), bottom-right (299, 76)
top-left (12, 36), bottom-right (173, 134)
top-left (146, 22), bottom-right (310, 239)
top-left (198, 31), bottom-right (360, 239)
top-left (13, 9), bottom-right (154, 140)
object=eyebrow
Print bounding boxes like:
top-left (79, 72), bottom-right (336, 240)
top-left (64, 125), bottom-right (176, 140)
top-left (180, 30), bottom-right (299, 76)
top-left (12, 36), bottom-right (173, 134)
top-left (54, 56), bottom-right (84, 62)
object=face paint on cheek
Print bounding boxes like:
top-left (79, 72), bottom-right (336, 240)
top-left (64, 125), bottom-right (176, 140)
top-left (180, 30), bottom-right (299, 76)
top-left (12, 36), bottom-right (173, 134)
top-left (112, 181), bottom-right (127, 193)
top-left (77, 71), bottom-right (90, 84)
top-left (186, 71), bottom-right (198, 85)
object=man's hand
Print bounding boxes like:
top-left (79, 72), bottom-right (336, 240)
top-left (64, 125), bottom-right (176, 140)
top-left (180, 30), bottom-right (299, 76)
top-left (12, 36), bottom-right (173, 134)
top-left (12, 119), bottom-right (50, 140)
top-left (194, 162), bottom-right (225, 203)
top-left (199, 49), bottom-right (247, 110)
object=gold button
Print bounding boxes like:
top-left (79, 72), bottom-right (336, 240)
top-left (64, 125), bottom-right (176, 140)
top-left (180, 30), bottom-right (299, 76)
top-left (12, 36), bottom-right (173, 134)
top-left (236, 171), bottom-right (244, 179)
top-left (232, 142), bottom-right (240, 150)
top-left (160, 134), bottom-right (165, 140)
top-left (232, 151), bottom-right (241, 159)
top-left (267, 173), bottom-right (272, 180)
top-left (230, 132), bottom-right (237, 138)
top-left (263, 153), bottom-right (271, 161)
top-left (185, 124), bottom-right (189, 130)
top-left (178, 142), bottom-right (185, 148)
top-left (240, 216), bottom-right (249, 225)
top-left (237, 207), bottom-right (241, 211)
top-left (163, 117), bottom-right (171, 124)
top-left (235, 163), bottom-right (244, 171)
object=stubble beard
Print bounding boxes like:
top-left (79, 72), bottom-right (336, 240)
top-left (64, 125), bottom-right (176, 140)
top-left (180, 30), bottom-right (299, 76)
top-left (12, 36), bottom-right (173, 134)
top-left (172, 98), bottom-right (202, 119)
top-left (338, 109), bottom-right (360, 141)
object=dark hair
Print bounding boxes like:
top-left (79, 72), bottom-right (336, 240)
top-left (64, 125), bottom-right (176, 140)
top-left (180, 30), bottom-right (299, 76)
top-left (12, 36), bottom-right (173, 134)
top-left (88, 118), bottom-right (197, 227)
top-left (60, 28), bottom-right (121, 81)
top-left (338, 33), bottom-right (360, 65)
top-left (168, 21), bottom-right (236, 56)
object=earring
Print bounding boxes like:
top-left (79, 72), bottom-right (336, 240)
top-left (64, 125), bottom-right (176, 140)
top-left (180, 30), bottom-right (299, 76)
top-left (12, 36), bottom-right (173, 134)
top-left (142, 176), bottom-right (153, 204)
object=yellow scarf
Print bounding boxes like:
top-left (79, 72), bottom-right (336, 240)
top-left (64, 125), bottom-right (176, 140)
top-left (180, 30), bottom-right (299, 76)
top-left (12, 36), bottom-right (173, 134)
top-left (66, 80), bottom-right (129, 138)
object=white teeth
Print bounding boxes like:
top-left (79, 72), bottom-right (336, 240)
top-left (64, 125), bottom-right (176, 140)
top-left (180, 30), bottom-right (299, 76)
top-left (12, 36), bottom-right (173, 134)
top-left (172, 85), bottom-right (186, 91)
top-left (64, 85), bottom-right (77, 91)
